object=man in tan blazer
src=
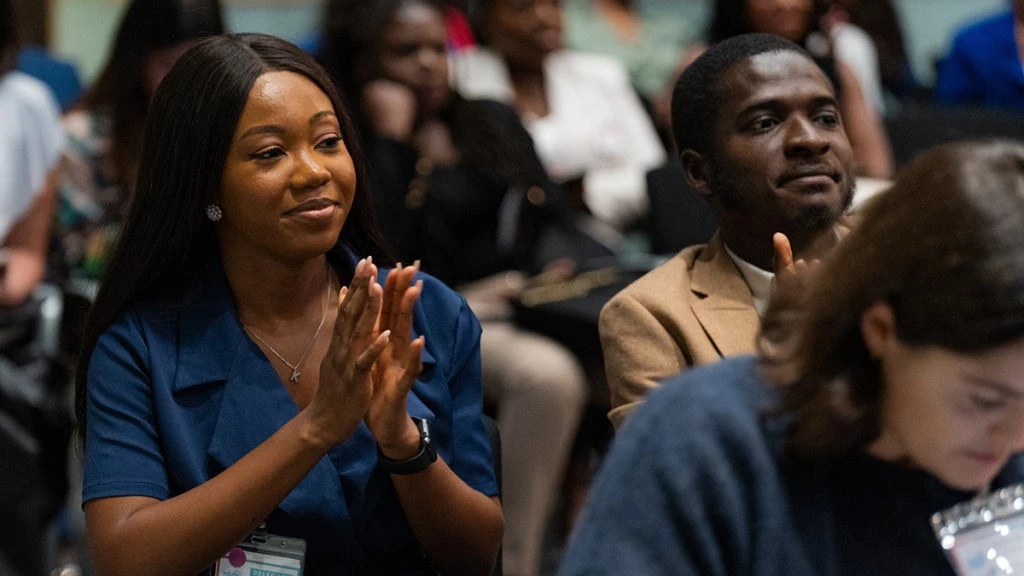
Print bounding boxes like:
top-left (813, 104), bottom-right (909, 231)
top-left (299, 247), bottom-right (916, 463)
top-left (601, 34), bottom-right (857, 428)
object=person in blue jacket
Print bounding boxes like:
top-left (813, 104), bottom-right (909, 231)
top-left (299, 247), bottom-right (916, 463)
top-left (74, 33), bottom-right (502, 576)
top-left (934, 0), bottom-right (1024, 108)
top-left (559, 140), bottom-right (1024, 573)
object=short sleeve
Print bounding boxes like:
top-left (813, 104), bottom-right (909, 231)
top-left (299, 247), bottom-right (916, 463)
top-left (445, 297), bottom-right (499, 497)
top-left (82, 310), bottom-right (170, 503)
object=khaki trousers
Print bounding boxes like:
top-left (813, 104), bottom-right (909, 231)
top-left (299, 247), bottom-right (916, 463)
top-left (480, 321), bottom-right (587, 576)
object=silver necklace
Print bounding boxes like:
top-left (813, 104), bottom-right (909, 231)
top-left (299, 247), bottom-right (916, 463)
top-left (243, 272), bottom-right (332, 383)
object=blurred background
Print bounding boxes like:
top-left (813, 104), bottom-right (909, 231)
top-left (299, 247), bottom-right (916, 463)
top-left (41, 0), bottom-right (1005, 87)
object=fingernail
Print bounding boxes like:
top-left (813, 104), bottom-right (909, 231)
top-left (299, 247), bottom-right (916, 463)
top-left (415, 279), bottom-right (423, 290)
top-left (340, 286), bottom-right (348, 297)
top-left (413, 259), bottom-right (421, 270)
top-left (396, 262), bottom-right (403, 271)
top-left (382, 330), bottom-right (391, 339)
top-left (367, 255), bottom-right (373, 265)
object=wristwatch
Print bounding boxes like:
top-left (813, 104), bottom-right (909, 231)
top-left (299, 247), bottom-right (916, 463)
top-left (377, 417), bottom-right (437, 475)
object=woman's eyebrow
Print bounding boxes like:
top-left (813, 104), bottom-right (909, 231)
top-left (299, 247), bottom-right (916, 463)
top-left (965, 374), bottom-right (1024, 398)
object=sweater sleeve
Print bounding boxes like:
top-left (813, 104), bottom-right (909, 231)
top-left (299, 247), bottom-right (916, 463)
top-left (557, 358), bottom-right (812, 576)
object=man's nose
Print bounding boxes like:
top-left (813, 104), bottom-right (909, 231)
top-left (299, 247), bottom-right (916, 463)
top-left (783, 116), bottom-right (830, 158)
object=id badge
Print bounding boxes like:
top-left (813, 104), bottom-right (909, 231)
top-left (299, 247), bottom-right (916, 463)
top-left (931, 484), bottom-right (1024, 575)
top-left (213, 526), bottom-right (306, 576)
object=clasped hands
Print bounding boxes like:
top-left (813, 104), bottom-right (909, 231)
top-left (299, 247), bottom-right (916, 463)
top-left (304, 257), bottom-right (426, 460)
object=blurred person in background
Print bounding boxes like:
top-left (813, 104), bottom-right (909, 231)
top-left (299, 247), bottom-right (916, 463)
top-left (453, 0), bottom-right (666, 235)
top-left (0, 0), bottom-right (63, 309)
top-left (818, 0), bottom-right (884, 113)
top-left (826, 0), bottom-right (915, 101)
top-left (321, 1), bottom-right (590, 574)
top-left (562, 0), bottom-right (696, 135)
top-left (55, 0), bottom-right (223, 289)
top-left (682, 0), bottom-right (892, 179)
top-left (561, 139), bottom-right (1024, 576)
top-left (934, 0), bottom-right (1024, 109)
top-left (0, 2), bottom-right (66, 575)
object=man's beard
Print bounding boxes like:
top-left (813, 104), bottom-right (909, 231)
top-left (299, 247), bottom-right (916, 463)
top-left (709, 168), bottom-right (855, 249)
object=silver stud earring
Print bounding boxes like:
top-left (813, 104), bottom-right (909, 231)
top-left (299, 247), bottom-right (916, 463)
top-left (205, 204), bottom-right (223, 222)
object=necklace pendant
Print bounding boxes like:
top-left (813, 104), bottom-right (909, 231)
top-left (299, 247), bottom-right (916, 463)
top-left (289, 369), bottom-right (301, 383)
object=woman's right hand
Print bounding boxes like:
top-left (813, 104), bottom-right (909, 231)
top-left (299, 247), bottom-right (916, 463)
top-left (303, 257), bottom-right (390, 450)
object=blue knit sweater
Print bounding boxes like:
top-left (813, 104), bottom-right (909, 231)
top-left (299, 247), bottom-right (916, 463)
top-left (559, 357), bottom-right (1024, 576)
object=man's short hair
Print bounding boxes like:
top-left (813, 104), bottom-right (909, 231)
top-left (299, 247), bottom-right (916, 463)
top-left (672, 34), bottom-right (813, 157)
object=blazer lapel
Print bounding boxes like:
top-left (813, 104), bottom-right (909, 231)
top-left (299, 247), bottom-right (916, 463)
top-left (689, 234), bottom-right (760, 358)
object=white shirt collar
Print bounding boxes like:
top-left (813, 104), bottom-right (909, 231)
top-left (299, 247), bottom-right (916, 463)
top-left (723, 243), bottom-right (775, 316)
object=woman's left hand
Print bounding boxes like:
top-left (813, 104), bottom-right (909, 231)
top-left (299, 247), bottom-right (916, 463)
top-left (366, 262), bottom-right (427, 459)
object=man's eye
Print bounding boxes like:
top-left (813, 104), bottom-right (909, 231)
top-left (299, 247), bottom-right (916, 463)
top-left (749, 117), bottom-right (779, 132)
top-left (815, 112), bottom-right (840, 126)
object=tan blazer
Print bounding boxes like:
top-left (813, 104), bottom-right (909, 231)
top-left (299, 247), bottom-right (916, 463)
top-left (599, 233), bottom-right (760, 428)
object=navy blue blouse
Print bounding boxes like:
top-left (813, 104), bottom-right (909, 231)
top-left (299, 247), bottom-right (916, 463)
top-left (82, 251), bottom-right (498, 575)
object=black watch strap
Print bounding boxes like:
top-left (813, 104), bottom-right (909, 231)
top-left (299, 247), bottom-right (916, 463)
top-left (377, 417), bottom-right (437, 475)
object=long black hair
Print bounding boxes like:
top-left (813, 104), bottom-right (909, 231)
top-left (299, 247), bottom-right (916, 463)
top-left (78, 0), bottom-right (224, 186)
top-left (75, 33), bottom-right (392, 441)
top-left (0, 0), bottom-right (17, 77)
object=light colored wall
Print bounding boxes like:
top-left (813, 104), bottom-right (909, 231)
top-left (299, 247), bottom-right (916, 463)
top-left (53, 0), bottom-right (322, 81)
top-left (53, 0), bottom-right (1011, 85)
top-left (894, 0), bottom-right (1007, 83)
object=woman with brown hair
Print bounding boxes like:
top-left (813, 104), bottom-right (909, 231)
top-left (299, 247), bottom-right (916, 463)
top-left (558, 140), bottom-right (1024, 575)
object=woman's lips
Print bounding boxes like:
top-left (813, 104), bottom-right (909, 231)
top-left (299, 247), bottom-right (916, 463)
top-left (285, 199), bottom-right (339, 223)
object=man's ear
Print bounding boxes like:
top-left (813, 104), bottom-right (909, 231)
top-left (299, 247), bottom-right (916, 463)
top-left (680, 149), bottom-right (712, 199)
